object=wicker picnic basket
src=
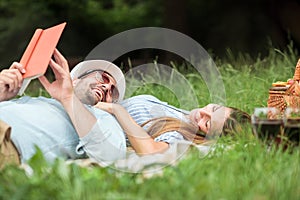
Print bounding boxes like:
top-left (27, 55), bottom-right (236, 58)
top-left (267, 58), bottom-right (300, 114)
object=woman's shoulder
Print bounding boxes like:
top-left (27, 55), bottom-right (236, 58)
top-left (121, 95), bottom-right (161, 104)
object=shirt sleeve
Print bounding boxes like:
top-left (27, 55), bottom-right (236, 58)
top-left (75, 110), bottom-right (126, 163)
top-left (154, 131), bottom-right (185, 144)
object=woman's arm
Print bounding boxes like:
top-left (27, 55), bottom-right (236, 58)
top-left (95, 102), bottom-right (169, 155)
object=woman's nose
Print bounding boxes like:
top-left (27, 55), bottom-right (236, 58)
top-left (197, 120), bottom-right (208, 133)
top-left (199, 109), bottom-right (211, 117)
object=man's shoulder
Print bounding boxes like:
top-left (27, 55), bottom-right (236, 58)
top-left (12, 96), bottom-right (61, 108)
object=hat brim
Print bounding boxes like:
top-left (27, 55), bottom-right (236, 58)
top-left (70, 60), bottom-right (125, 102)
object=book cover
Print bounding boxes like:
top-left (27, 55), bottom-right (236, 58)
top-left (18, 22), bottom-right (66, 95)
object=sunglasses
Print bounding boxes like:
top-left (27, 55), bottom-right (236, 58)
top-left (78, 70), bottom-right (119, 102)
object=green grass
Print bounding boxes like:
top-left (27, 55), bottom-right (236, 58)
top-left (1, 45), bottom-right (300, 199)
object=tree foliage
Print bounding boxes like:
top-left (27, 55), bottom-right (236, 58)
top-left (0, 0), bottom-right (162, 68)
top-left (0, 0), bottom-right (299, 69)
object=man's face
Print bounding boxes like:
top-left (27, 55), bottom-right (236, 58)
top-left (73, 70), bottom-right (119, 105)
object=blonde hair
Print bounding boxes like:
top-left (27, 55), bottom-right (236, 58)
top-left (141, 117), bottom-right (206, 144)
top-left (222, 107), bottom-right (251, 135)
top-left (142, 108), bottom-right (251, 144)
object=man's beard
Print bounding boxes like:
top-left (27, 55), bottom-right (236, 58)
top-left (74, 81), bottom-right (97, 105)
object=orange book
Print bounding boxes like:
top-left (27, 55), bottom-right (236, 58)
top-left (18, 22), bottom-right (66, 95)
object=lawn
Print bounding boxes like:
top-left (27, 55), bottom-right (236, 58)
top-left (1, 45), bottom-right (300, 200)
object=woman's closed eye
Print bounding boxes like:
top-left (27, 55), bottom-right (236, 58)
top-left (206, 120), bottom-right (210, 129)
top-left (212, 105), bottom-right (223, 112)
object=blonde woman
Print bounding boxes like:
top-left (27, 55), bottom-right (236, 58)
top-left (95, 95), bottom-right (250, 155)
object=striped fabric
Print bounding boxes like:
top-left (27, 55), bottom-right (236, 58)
top-left (120, 95), bottom-right (190, 144)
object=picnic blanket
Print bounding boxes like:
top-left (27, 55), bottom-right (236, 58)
top-left (19, 141), bottom-right (214, 178)
top-left (66, 141), bottom-right (214, 176)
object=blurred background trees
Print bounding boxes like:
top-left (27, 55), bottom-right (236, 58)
top-left (0, 0), bottom-right (299, 68)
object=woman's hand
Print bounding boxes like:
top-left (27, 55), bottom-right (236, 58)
top-left (0, 62), bottom-right (25, 101)
top-left (94, 102), bottom-right (115, 114)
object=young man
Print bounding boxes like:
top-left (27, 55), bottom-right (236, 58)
top-left (0, 49), bottom-right (127, 168)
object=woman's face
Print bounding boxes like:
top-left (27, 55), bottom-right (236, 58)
top-left (189, 104), bottom-right (232, 134)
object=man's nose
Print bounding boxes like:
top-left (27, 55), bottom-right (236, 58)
top-left (101, 83), bottom-right (113, 91)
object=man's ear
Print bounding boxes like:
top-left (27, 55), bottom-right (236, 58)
top-left (72, 78), bottom-right (80, 86)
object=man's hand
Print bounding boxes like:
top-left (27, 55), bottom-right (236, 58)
top-left (39, 49), bottom-right (98, 138)
top-left (39, 49), bottom-right (74, 103)
top-left (0, 62), bottom-right (25, 101)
